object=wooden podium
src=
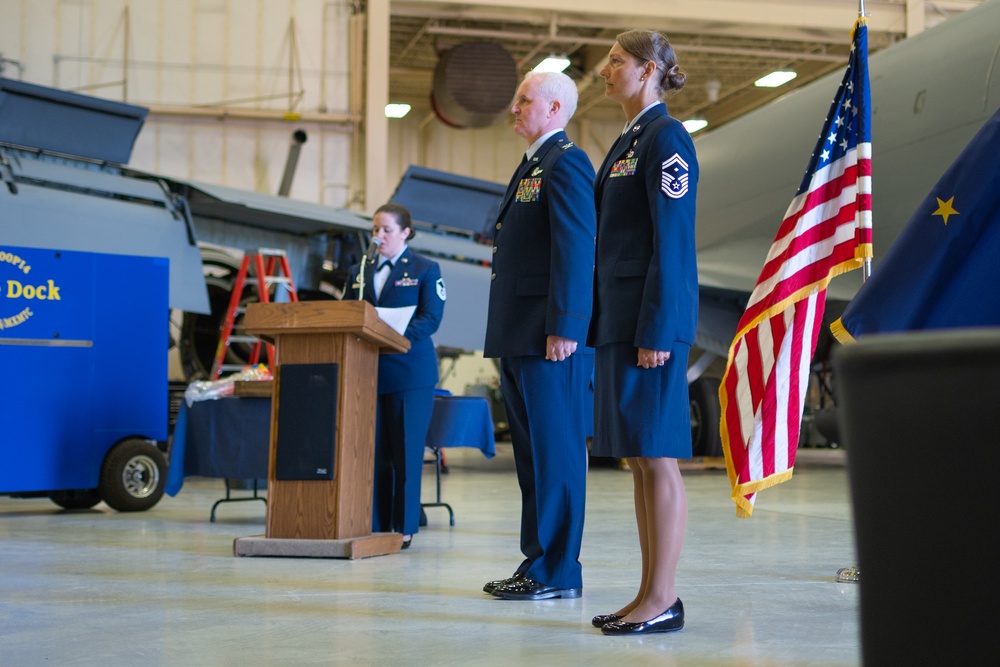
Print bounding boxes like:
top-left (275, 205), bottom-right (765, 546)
top-left (233, 300), bottom-right (409, 559)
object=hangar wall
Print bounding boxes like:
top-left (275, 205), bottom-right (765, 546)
top-left (0, 0), bottom-right (356, 206)
top-left (0, 0), bottom-right (620, 211)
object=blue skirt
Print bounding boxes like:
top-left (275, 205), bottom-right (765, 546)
top-left (592, 342), bottom-right (692, 459)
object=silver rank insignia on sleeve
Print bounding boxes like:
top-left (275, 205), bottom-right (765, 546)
top-left (661, 153), bottom-right (690, 199)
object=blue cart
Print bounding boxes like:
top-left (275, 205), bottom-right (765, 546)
top-left (1, 245), bottom-right (169, 511)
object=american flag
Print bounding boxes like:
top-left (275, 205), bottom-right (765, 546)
top-left (719, 18), bottom-right (872, 518)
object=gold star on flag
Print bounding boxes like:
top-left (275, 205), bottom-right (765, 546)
top-left (932, 196), bottom-right (959, 225)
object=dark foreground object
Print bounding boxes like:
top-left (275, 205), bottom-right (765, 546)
top-left (834, 328), bottom-right (1000, 666)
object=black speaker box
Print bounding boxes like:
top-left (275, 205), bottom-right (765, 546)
top-left (275, 363), bottom-right (338, 481)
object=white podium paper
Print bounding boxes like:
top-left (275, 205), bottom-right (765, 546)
top-left (375, 305), bottom-right (416, 336)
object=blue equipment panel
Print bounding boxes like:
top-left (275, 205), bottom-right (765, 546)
top-left (389, 165), bottom-right (505, 240)
top-left (0, 245), bottom-right (168, 493)
top-left (0, 76), bottom-right (147, 164)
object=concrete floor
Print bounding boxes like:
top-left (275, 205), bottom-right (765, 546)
top-left (0, 446), bottom-right (858, 666)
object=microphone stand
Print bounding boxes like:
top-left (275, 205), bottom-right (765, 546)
top-left (353, 240), bottom-right (380, 301)
top-left (355, 253), bottom-right (371, 301)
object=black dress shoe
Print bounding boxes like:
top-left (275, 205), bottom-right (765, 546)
top-left (493, 577), bottom-right (582, 601)
top-left (601, 599), bottom-right (684, 635)
top-left (401, 535), bottom-right (412, 550)
top-left (591, 613), bottom-right (622, 628)
top-left (483, 572), bottom-right (524, 595)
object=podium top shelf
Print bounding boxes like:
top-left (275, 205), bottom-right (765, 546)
top-left (243, 300), bottom-right (410, 354)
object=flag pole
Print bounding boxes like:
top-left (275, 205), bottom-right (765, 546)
top-left (836, 0), bottom-right (871, 584)
top-left (860, 0), bottom-right (871, 282)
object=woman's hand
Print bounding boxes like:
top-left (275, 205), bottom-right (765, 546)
top-left (637, 348), bottom-right (671, 369)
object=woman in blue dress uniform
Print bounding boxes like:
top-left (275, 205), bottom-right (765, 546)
top-left (588, 30), bottom-right (699, 635)
top-left (345, 203), bottom-right (446, 548)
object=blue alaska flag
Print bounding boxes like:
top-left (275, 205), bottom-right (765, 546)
top-left (832, 107), bottom-right (1000, 341)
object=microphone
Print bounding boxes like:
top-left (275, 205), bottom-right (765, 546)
top-left (364, 236), bottom-right (382, 262)
top-left (354, 236), bottom-right (382, 301)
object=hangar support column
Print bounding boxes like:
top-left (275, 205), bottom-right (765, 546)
top-left (906, 0), bottom-right (926, 36)
top-left (364, 0), bottom-right (390, 212)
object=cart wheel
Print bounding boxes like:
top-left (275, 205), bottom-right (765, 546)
top-left (689, 376), bottom-right (722, 457)
top-left (48, 489), bottom-right (102, 510)
top-left (99, 438), bottom-right (168, 512)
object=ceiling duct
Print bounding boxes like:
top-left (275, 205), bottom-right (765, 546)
top-left (430, 41), bottom-right (518, 128)
top-left (278, 129), bottom-right (307, 197)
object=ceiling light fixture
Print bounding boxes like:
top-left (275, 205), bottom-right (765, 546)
top-left (533, 55), bottom-right (571, 73)
top-left (754, 70), bottom-right (797, 88)
top-left (384, 103), bottom-right (411, 118)
top-left (682, 118), bottom-right (709, 134)
top-left (705, 79), bottom-right (721, 104)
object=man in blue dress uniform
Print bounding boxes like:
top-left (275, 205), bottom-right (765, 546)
top-left (483, 71), bottom-right (597, 600)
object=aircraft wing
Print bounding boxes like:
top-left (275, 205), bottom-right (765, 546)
top-left (693, 0), bottom-right (1000, 351)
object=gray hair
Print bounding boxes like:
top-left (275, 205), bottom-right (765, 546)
top-left (523, 70), bottom-right (579, 120)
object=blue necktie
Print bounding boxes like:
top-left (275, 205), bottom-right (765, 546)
top-left (506, 154), bottom-right (529, 192)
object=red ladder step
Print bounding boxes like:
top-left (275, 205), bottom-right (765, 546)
top-left (210, 248), bottom-right (298, 379)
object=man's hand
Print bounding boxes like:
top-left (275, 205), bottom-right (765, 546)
top-left (637, 348), bottom-right (671, 369)
top-left (546, 335), bottom-right (578, 362)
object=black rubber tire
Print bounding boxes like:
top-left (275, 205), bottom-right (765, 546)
top-left (179, 272), bottom-right (238, 379)
top-left (99, 438), bottom-right (168, 512)
top-left (48, 489), bottom-right (102, 510)
top-left (689, 376), bottom-right (723, 457)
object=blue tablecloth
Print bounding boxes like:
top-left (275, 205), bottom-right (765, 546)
top-left (166, 394), bottom-right (495, 496)
top-left (165, 397), bottom-right (271, 496)
top-left (426, 395), bottom-right (495, 458)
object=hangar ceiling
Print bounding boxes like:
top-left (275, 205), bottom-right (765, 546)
top-left (387, 0), bottom-right (985, 129)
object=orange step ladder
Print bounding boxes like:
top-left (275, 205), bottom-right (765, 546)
top-left (210, 248), bottom-right (299, 379)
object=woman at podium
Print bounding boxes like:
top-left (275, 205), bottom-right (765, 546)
top-left (345, 203), bottom-right (446, 548)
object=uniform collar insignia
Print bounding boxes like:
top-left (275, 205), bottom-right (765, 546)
top-left (632, 124), bottom-right (641, 132)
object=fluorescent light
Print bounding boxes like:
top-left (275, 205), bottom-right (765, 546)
top-left (754, 71), bottom-right (797, 88)
top-left (384, 103), bottom-right (411, 118)
top-left (682, 118), bottom-right (708, 134)
top-left (533, 55), bottom-right (571, 73)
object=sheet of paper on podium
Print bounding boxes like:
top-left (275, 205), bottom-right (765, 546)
top-left (375, 305), bottom-right (416, 336)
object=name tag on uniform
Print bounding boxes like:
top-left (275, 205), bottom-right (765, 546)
top-left (609, 157), bottom-right (638, 178)
top-left (516, 178), bottom-right (542, 202)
